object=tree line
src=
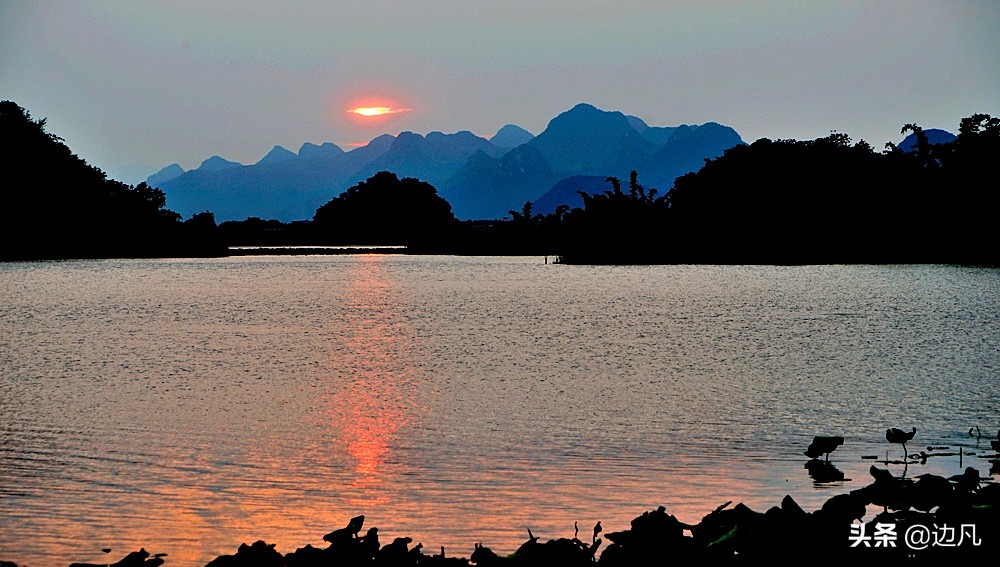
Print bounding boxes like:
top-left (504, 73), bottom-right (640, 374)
top-left (225, 113), bottom-right (997, 265)
top-left (4, 98), bottom-right (996, 265)
top-left (497, 115), bottom-right (999, 265)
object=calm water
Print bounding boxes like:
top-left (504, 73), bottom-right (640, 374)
top-left (1, 256), bottom-right (998, 565)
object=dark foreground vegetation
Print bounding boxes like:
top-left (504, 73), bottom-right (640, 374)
top-left (4, 98), bottom-right (997, 265)
top-left (0, 101), bottom-right (225, 260)
top-left (556, 117), bottom-right (999, 265)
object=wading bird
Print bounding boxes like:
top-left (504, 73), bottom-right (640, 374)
top-left (804, 436), bottom-right (844, 461)
top-left (885, 427), bottom-right (917, 460)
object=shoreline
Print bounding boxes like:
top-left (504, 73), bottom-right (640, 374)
top-left (6, 461), bottom-right (998, 566)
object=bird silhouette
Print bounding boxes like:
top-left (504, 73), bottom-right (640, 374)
top-left (886, 427), bottom-right (917, 460)
top-left (804, 435), bottom-right (844, 461)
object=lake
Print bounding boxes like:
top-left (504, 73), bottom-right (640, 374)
top-left (1, 256), bottom-right (997, 565)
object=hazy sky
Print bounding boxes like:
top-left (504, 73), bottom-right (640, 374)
top-left (3, 0), bottom-right (998, 184)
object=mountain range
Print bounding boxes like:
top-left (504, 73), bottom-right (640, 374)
top-left (151, 103), bottom-right (746, 221)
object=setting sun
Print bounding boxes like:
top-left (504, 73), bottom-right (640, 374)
top-left (348, 106), bottom-right (412, 117)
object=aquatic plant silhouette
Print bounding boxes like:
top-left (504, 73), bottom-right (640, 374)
top-left (855, 466), bottom-right (911, 512)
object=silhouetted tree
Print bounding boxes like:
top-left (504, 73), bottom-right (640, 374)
top-left (901, 123), bottom-right (938, 170)
top-left (0, 100), bottom-right (224, 260)
top-left (933, 114), bottom-right (1000, 265)
top-left (312, 171), bottom-right (458, 247)
top-left (508, 201), bottom-right (541, 225)
top-left (557, 171), bottom-right (671, 263)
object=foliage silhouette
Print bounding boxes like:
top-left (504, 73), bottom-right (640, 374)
top-left (312, 171), bottom-right (459, 247)
top-left (556, 115), bottom-right (998, 265)
top-left (557, 171), bottom-right (671, 263)
top-left (0, 100), bottom-right (225, 260)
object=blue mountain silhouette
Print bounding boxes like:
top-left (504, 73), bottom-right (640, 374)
top-left (298, 141), bottom-right (344, 160)
top-left (897, 128), bottom-right (956, 152)
top-left (152, 104), bottom-right (744, 221)
top-left (489, 124), bottom-right (535, 148)
top-left (256, 145), bottom-right (297, 166)
top-left (146, 163), bottom-right (185, 186)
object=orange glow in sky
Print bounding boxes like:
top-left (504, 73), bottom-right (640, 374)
top-left (348, 106), bottom-right (412, 117)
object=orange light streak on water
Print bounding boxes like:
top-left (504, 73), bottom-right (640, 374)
top-left (325, 254), bottom-right (418, 510)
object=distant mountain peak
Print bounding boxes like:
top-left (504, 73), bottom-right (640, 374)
top-left (197, 155), bottom-right (243, 172)
top-left (544, 103), bottom-right (632, 132)
top-left (393, 131), bottom-right (424, 146)
top-left (146, 163), bottom-right (184, 186)
top-left (898, 128), bottom-right (956, 152)
top-left (569, 102), bottom-right (600, 113)
top-left (367, 133), bottom-right (397, 148)
top-left (426, 130), bottom-right (484, 144)
top-left (256, 145), bottom-right (297, 165)
top-left (530, 103), bottom-right (654, 173)
top-left (489, 124), bottom-right (535, 148)
top-left (298, 142), bottom-right (344, 159)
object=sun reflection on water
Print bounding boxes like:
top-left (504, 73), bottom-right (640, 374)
top-left (324, 255), bottom-right (418, 508)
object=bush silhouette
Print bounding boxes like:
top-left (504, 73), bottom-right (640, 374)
top-left (313, 171), bottom-right (458, 247)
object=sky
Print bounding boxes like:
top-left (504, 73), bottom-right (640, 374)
top-left (2, 0), bottom-right (998, 185)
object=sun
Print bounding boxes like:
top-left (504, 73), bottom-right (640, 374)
top-left (348, 106), bottom-right (412, 117)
